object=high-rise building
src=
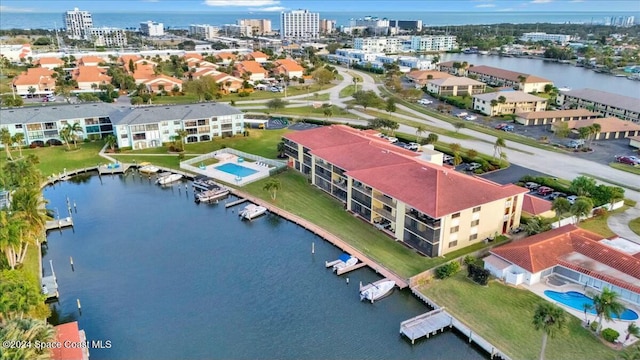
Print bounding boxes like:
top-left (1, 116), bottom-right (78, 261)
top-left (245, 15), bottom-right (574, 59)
top-left (237, 19), bottom-right (272, 36)
top-left (140, 21), bottom-right (164, 37)
top-left (280, 10), bottom-right (319, 40)
top-left (189, 24), bottom-right (218, 40)
top-left (319, 19), bottom-right (336, 34)
top-left (64, 7), bottom-right (93, 40)
top-left (86, 28), bottom-right (128, 47)
top-left (520, 32), bottom-right (572, 44)
top-left (389, 19), bottom-right (423, 32)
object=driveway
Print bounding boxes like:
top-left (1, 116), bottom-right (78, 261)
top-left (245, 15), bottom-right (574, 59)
top-left (607, 206), bottom-right (640, 243)
top-left (479, 164), bottom-right (552, 185)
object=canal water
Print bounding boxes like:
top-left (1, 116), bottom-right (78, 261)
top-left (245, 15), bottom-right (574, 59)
top-left (43, 173), bottom-right (487, 360)
top-left (440, 53), bottom-right (640, 98)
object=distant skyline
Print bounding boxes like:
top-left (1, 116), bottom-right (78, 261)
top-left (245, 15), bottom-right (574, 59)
top-left (1, 0), bottom-right (638, 13)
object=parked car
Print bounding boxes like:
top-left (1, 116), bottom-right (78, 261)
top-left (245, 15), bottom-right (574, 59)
top-left (566, 195), bottom-right (579, 204)
top-left (495, 123), bottom-right (508, 130)
top-left (466, 162), bottom-right (481, 171)
top-left (628, 156), bottom-right (640, 164)
top-left (547, 192), bottom-right (567, 200)
top-left (616, 156), bottom-right (638, 165)
top-left (537, 186), bottom-right (554, 196)
top-left (501, 125), bottom-right (514, 132)
top-left (406, 142), bottom-right (420, 151)
top-left (568, 139), bottom-right (585, 149)
top-left (464, 115), bottom-right (478, 121)
top-left (394, 141), bottom-right (409, 149)
top-left (457, 112), bottom-right (469, 118)
top-left (417, 99), bottom-right (432, 105)
top-left (443, 154), bottom-right (454, 164)
top-left (525, 182), bottom-right (540, 190)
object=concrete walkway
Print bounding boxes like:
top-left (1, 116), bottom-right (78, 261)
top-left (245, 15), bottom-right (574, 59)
top-left (608, 206), bottom-right (640, 243)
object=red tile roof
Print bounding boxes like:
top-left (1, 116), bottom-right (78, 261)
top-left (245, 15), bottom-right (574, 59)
top-left (311, 142), bottom-right (416, 171)
top-left (235, 60), bottom-right (268, 75)
top-left (72, 66), bottom-right (112, 84)
top-left (491, 225), bottom-right (640, 293)
top-left (37, 57), bottom-right (64, 66)
top-left (184, 52), bottom-right (203, 60)
top-left (51, 322), bottom-right (84, 360)
top-left (284, 125), bottom-right (370, 149)
top-left (274, 59), bottom-right (304, 72)
top-left (522, 194), bottom-right (553, 215)
top-left (468, 65), bottom-right (552, 83)
top-left (554, 117), bottom-right (640, 134)
top-left (12, 67), bottom-right (55, 86)
top-left (248, 51), bottom-right (269, 60)
top-left (78, 56), bottom-right (105, 65)
top-left (347, 162), bottom-right (526, 218)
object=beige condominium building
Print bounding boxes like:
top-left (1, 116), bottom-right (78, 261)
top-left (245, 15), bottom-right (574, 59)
top-left (426, 76), bottom-right (486, 96)
top-left (283, 125), bottom-right (527, 257)
top-left (556, 88), bottom-right (640, 123)
top-left (466, 65), bottom-right (553, 93)
top-left (473, 91), bottom-right (547, 116)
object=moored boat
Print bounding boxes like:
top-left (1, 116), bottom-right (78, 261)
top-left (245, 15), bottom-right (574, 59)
top-left (192, 176), bottom-right (221, 192)
top-left (156, 173), bottom-right (183, 185)
top-left (332, 254), bottom-right (358, 273)
top-left (360, 280), bottom-right (395, 303)
top-left (195, 188), bottom-right (230, 203)
top-left (139, 162), bottom-right (159, 174)
top-left (239, 204), bottom-right (268, 220)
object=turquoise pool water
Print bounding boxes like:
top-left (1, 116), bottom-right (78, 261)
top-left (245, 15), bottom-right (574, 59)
top-left (544, 290), bottom-right (639, 321)
top-left (215, 163), bottom-right (258, 177)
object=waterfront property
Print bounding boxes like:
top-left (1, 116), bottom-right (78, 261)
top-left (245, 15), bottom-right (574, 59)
top-left (51, 321), bottom-right (89, 360)
top-left (283, 125), bottom-right (527, 257)
top-left (551, 117), bottom-right (640, 140)
top-left (514, 109), bottom-right (600, 126)
top-left (108, 103), bottom-right (244, 149)
top-left (405, 70), bottom-right (452, 87)
top-left (465, 65), bottom-right (553, 93)
top-left (425, 76), bottom-right (486, 96)
top-left (484, 225), bottom-right (640, 306)
top-left (472, 91), bottom-right (547, 116)
top-left (557, 88), bottom-right (640, 123)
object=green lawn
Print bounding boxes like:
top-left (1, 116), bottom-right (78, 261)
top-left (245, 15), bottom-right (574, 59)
top-left (19, 141), bottom-right (106, 176)
top-left (249, 105), bottom-right (359, 120)
top-left (241, 170), bottom-right (507, 278)
top-left (630, 217), bottom-right (640, 236)
top-left (360, 108), bottom-right (474, 140)
top-left (443, 95), bottom-right (473, 109)
top-left (419, 272), bottom-right (618, 360)
top-left (300, 93), bottom-right (331, 101)
top-left (577, 205), bottom-right (629, 238)
top-left (339, 85), bottom-right (356, 98)
top-left (609, 162), bottom-right (640, 176)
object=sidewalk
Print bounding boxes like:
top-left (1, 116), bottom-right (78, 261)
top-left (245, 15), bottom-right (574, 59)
top-left (607, 205), bottom-right (640, 243)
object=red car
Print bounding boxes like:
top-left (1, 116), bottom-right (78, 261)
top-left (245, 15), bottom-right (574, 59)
top-left (616, 156), bottom-right (636, 165)
top-left (537, 186), bottom-right (554, 196)
top-left (495, 123), bottom-right (507, 130)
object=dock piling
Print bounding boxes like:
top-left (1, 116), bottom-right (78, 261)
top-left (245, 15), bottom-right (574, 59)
top-left (346, 277), bottom-right (349, 285)
top-left (70, 256), bottom-right (74, 272)
top-left (77, 299), bottom-right (82, 314)
top-left (312, 242), bottom-right (315, 254)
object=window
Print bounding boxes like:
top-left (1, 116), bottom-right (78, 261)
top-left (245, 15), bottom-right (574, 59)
top-left (472, 206), bottom-right (481, 213)
top-left (469, 234), bottom-right (478, 241)
top-left (452, 212), bottom-right (460, 219)
top-left (120, 134), bottom-right (128, 139)
top-left (448, 240), bottom-right (458, 248)
top-left (174, 121), bottom-right (181, 125)
top-left (450, 226), bottom-right (459, 233)
top-left (15, 124), bottom-right (23, 129)
top-left (470, 219), bottom-right (480, 227)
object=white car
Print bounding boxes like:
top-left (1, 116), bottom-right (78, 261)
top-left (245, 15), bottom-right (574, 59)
top-left (417, 99), bottom-right (432, 105)
top-left (457, 112), bottom-right (468, 118)
top-left (464, 115), bottom-right (478, 121)
top-left (567, 195), bottom-right (578, 204)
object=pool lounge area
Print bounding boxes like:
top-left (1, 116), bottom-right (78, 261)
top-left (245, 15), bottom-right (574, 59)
top-left (544, 290), bottom-right (639, 321)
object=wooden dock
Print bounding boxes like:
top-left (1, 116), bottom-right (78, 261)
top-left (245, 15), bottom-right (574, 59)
top-left (98, 163), bottom-right (131, 175)
top-left (225, 198), bottom-right (248, 208)
top-left (41, 260), bottom-right (59, 300)
top-left (400, 308), bottom-right (452, 344)
top-left (336, 262), bottom-right (367, 275)
top-left (45, 217), bottom-right (74, 231)
top-left (226, 188), bottom-right (408, 289)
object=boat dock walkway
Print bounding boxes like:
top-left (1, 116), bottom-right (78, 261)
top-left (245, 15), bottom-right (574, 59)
top-left (45, 218), bottom-right (74, 231)
top-left (227, 188), bottom-right (408, 289)
top-left (336, 262), bottom-right (367, 275)
top-left (401, 288), bottom-right (512, 360)
top-left (225, 198), bottom-right (248, 208)
top-left (97, 163), bottom-right (131, 175)
top-left (41, 275), bottom-right (59, 300)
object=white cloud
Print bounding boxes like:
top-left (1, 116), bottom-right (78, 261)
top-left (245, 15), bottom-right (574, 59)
top-left (204, 0), bottom-right (280, 6)
top-left (0, 5), bottom-right (33, 12)
top-left (497, 7), bottom-right (515, 11)
top-left (530, 0), bottom-right (553, 3)
top-left (475, 3), bottom-right (497, 8)
top-left (248, 6), bottom-right (286, 11)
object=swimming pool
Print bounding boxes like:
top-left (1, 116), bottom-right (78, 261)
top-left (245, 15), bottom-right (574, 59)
top-left (215, 163), bottom-right (258, 178)
top-left (544, 290), bottom-right (639, 321)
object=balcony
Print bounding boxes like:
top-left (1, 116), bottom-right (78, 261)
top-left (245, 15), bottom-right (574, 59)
top-left (373, 193), bottom-right (396, 208)
top-left (372, 206), bottom-right (395, 222)
top-left (352, 181), bottom-right (372, 195)
top-left (406, 209), bottom-right (441, 228)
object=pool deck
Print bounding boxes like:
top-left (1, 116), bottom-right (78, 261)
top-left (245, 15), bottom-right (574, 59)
top-left (527, 281), bottom-right (640, 346)
top-left (196, 154), bottom-right (270, 186)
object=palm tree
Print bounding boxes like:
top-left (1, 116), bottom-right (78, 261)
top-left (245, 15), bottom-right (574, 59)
top-left (0, 316), bottom-right (55, 359)
top-left (582, 303), bottom-right (593, 323)
top-left (592, 288), bottom-right (625, 334)
top-left (532, 302), bottom-right (567, 360)
top-left (493, 137), bottom-right (506, 159)
top-left (499, 151), bottom-right (508, 166)
top-left (105, 134), bottom-right (117, 152)
top-left (59, 126), bottom-right (72, 150)
top-left (64, 123), bottom-right (84, 149)
top-left (263, 178), bottom-right (281, 200)
top-left (276, 141), bottom-right (286, 158)
top-left (625, 323), bottom-right (640, 344)
top-left (425, 133), bottom-right (438, 145)
top-left (0, 128), bottom-right (13, 160)
top-left (0, 210), bottom-right (26, 269)
top-left (11, 133), bottom-right (25, 158)
top-left (552, 197), bottom-right (571, 218)
top-left (415, 125), bottom-right (426, 143)
top-left (449, 143), bottom-right (461, 154)
top-left (570, 197), bottom-right (593, 223)
top-left (466, 149), bottom-right (478, 160)
top-left (323, 106), bottom-right (333, 121)
top-left (176, 130), bottom-right (188, 151)
top-left (589, 123), bottom-right (601, 148)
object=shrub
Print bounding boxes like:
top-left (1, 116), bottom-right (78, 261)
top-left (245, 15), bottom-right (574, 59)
top-left (435, 261), bottom-right (461, 279)
top-left (601, 328), bottom-right (620, 343)
top-left (467, 263), bottom-right (491, 285)
top-left (592, 208), bottom-right (608, 218)
top-left (463, 255), bottom-right (476, 266)
top-left (590, 321), bottom-right (598, 332)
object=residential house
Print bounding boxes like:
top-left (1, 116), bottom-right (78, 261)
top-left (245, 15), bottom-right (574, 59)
top-left (283, 125), bottom-right (527, 257)
top-left (273, 59), bottom-right (305, 79)
top-left (119, 55), bottom-right (157, 73)
top-left (131, 64), bottom-right (156, 84)
top-left (36, 57), bottom-right (65, 70)
top-left (233, 60), bottom-right (268, 82)
top-left (186, 59), bottom-right (217, 70)
top-left (189, 67), bottom-right (221, 80)
top-left (215, 52), bottom-right (237, 65)
top-left (405, 70), bottom-right (452, 87)
top-left (183, 52), bottom-right (203, 62)
top-left (51, 322), bottom-right (89, 360)
top-left (247, 51), bottom-right (269, 63)
top-left (467, 65), bottom-right (553, 93)
top-left (473, 91), bottom-right (547, 116)
top-left (12, 67), bottom-right (56, 96)
top-left (78, 55), bottom-right (106, 67)
top-left (109, 103), bottom-right (244, 149)
top-left (556, 88), bottom-right (640, 123)
top-left (71, 66), bottom-right (112, 91)
top-left (426, 76), bottom-right (485, 96)
top-left (212, 73), bottom-right (243, 93)
top-left (484, 225), bottom-right (640, 306)
top-left (551, 117), bottom-right (640, 140)
top-left (0, 103), bottom-right (116, 147)
top-left (514, 109), bottom-right (600, 126)
top-left (143, 74), bottom-right (183, 94)
top-left (436, 60), bottom-right (470, 76)
top-left (521, 194), bottom-right (555, 218)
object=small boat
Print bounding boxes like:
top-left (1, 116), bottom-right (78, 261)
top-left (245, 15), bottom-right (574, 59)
top-left (360, 280), bottom-right (396, 303)
top-left (330, 254), bottom-right (358, 273)
top-left (239, 204), bottom-right (267, 220)
top-left (195, 188), bottom-right (229, 203)
top-left (139, 162), bottom-right (159, 174)
top-left (192, 176), bottom-right (221, 192)
top-left (478, 51), bottom-right (489, 55)
top-left (156, 173), bottom-right (183, 185)
top-left (557, 86), bottom-right (572, 92)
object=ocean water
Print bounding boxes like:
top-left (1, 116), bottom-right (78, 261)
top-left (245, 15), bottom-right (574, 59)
top-left (42, 173), bottom-right (488, 359)
top-left (1, 11), bottom-right (637, 30)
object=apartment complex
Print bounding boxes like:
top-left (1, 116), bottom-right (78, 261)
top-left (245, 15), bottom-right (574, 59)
top-left (86, 28), bottom-right (128, 47)
top-left (473, 91), bottom-right (548, 116)
top-left (280, 10), bottom-right (320, 40)
top-left (353, 35), bottom-right (458, 53)
top-left (557, 88), bottom-right (640, 123)
top-left (389, 19), bottom-right (423, 32)
top-left (237, 19), bottom-right (272, 36)
top-left (426, 76), bottom-right (486, 96)
top-left (189, 24), bottom-right (218, 40)
top-left (514, 109), bottom-right (600, 126)
top-left (319, 19), bottom-right (336, 34)
top-left (551, 117), bottom-right (640, 140)
top-left (519, 32), bottom-right (572, 44)
top-left (140, 21), bottom-right (164, 37)
top-left (466, 65), bottom-right (553, 93)
top-left (282, 125), bottom-right (526, 257)
top-left (64, 7), bottom-right (93, 40)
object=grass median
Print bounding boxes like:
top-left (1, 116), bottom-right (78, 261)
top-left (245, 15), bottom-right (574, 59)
top-left (419, 272), bottom-right (618, 360)
top-left (609, 162), bottom-right (640, 176)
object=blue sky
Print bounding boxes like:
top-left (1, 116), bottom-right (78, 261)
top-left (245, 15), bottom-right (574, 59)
top-left (0, 0), bottom-right (638, 13)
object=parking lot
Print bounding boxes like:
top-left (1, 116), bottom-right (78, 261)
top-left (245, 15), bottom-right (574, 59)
top-left (479, 164), bottom-right (551, 185)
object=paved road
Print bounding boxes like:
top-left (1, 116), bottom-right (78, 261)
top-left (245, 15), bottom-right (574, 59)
top-left (607, 206), bottom-right (640, 243)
